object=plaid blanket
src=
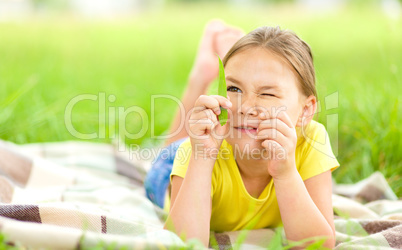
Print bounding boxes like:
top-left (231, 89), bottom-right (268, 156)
top-left (0, 140), bottom-right (401, 249)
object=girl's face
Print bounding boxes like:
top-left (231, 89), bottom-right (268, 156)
top-left (224, 47), bottom-right (306, 155)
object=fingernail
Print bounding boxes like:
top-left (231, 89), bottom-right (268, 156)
top-left (225, 101), bottom-right (232, 107)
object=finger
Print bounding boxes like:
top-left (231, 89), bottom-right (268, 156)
top-left (204, 109), bottom-right (219, 124)
top-left (274, 109), bottom-right (294, 129)
top-left (189, 118), bottom-right (215, 136)
top-left (190, 108), bottom-right (219, 123)
top-left (210, 118), bottom-right (229, 140)
top-left (209, 95), bottom-right (232, 109)
top-left (261, 140), bottom-right (283, 151)
top-left (194, 95), bottom-right (232, 114)
top-left (258, 108), bottom-right (294, 128)
top-left (257, 106), bottom-right (271, 120)
top-left (257, 119), bottom-right (293, 138)
top-left (190, 109), bottom-right (218, 127)
top-left (261, 140), bottom-right (284, 161)
top-left (256, 129), bottom-right (287, 147)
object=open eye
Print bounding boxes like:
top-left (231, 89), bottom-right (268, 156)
top-left (227, 86), bottom-right (242, 93)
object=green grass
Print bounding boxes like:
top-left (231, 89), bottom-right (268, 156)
top-left (0, 2), bottom-right (401, 196)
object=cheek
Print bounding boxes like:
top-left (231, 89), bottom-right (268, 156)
top-left (228, 93), bottom-right (239, 104)
top-left (227, 94), bottom-right (240, 115)
top-left (227, 94), bottom-right (300, 125)
top-left (263, 100), bottom-right (302, 127)
top-left (287, 107), bottom-right (303, 127)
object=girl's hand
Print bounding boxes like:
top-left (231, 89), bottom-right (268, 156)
top-left (256, 109), bottom-right (298, 179)
top-left (188, 95), bottom-right (232, 159)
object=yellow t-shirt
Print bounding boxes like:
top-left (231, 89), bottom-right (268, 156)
top-left (168, 120), bottom-right (339, 232)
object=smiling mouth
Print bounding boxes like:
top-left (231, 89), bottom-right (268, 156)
top-left (234, 126), bottom-right (258, 133)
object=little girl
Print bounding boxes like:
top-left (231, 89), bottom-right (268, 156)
top-left (145, 20), bottom-right (339, 248)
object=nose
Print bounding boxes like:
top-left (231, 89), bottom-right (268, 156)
top-left (239, 95), bottom-right (259, 117)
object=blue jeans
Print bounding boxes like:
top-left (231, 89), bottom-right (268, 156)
top-left (144, 137), bottom-right (188, 208)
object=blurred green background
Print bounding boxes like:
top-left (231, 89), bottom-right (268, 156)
top-left (0, 0), bottom-right (401, 195)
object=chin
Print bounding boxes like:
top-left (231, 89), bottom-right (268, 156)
top-left (226, 136), bottom-right (265, 160)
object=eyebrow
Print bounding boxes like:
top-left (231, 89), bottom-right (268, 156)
top-left (226, 76), bottom-right (279, 91)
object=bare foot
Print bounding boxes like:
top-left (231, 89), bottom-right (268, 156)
top-left (189, 20), bottom-right (244, 89)
top-left (190, 19), bottom-right (225, 88)
top-left (215, 25), bottom-right (245, 60)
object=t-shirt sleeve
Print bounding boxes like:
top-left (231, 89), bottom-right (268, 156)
top-left (298, 122), bottom-right (340, 181)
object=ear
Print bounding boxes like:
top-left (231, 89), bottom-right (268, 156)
top-left (296, 95), bottom-right (317, 127)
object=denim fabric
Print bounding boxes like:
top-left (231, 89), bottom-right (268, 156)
top-left (144, 137), bottom-right (188, 208)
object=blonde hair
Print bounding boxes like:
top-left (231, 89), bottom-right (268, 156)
top-left (223, 26), bottom-right (316, 98)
